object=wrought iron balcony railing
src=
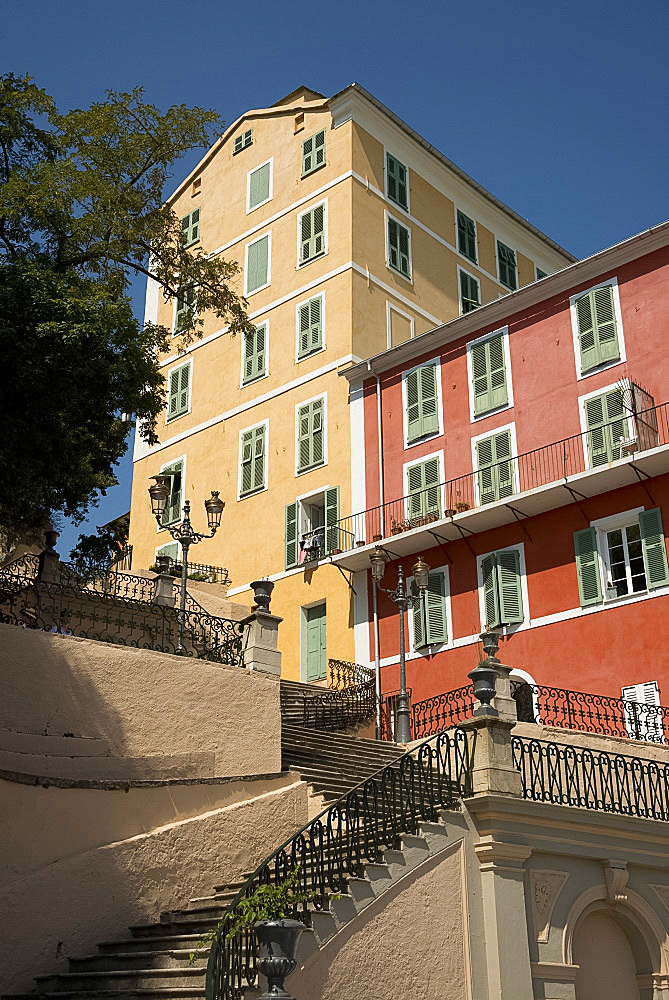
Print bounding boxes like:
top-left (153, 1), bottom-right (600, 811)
top-left (332, 400), bottom-right (669, 553)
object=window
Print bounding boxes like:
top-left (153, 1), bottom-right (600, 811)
top-left (181, 209), bottom-right (200, 247)
top-left (469, 331), bottom-right (509, 417)
top-left (480, 548), bottom-right (524, 628)
top-left (460, 270), bottom-right (480, 314)
top-left (247, 160), bottom-right (272, 212)
top-left (536, 267), bottom-right (547, 280)
top-left (412, 571), bottom-right (448, 650)
top-left (406, 456), bottom-right (442, 521)
top-left (160, 460), bottom-right (184, 527)
top-left (242, 323), bottom-right (267, 385)
top-left (574, 508), bottom-right (669, 607)
top-left (297, 397), bottom-right (325, 473)
top-left (405, 362), bottom-right (439, 444)
top-left (573, 282), bottom-right (621, 375)
top-left (497, 241), bottom-right (517, 290)
top-left (245, 234), bottom-right (270, 295)
top-left (156, 541), bottom-right (178, 565)
top-left (386, 153), bottom-right (408, 210)
top-left (299, 203), bottom-right (326, 265)
top-left (302, 129), bottom-right (326, 176)
top-left (457, 210), bottom-right (477, 264)
top-left (621, 681), bottom-right (663, 742)
top-left (476, 428), bottom-right (514, 504)
top-left (167, 362), bottom-right (191, 421)
top-left (174, 284), bottom-right (196, 332)
top-left (297, 295), bottom-right (323, 358)
top-left (239, 424), bottom-right (266, 497)
top-left (285, 487), bottom-right (339, 569)
top-left (387, 216), bottom-right (411, 279)
top-left (583, 387), bottom-right (630, 467)
top-left (234, 129), bottom-right (253, 154)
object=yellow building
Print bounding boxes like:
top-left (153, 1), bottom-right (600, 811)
top-left (129, 83), bottom-right (575, 682)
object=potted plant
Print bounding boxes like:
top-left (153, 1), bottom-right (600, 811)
top-left (455, 501), bottom-right (470, 512)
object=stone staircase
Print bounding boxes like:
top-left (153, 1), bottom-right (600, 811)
top-left (5, 682), bottom-right (455, 1000)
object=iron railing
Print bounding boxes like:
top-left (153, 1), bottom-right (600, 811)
top-left (302, 679), bottom-right (376, 731)
top-left (328, 658), bottom-right (374, 689)
top-left (158, 559), bottom-right (230, 584)
top-left (511, 681), bottom-right (668, 743)
top-left (206, 726), bottom-right (473, 1000)
top-left (512, 736), bottom-right (669, 821)
top-left (333, 400), bottom-right (669, 552)
top-left (411, 684), bottom-right (476, 738)
top-left (0, 568), bottom-right (246, 666)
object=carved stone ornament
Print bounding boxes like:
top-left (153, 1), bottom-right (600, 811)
top-left (530, 870), bottom-right (569, 943)
top-left (650, 884), bottom-right (669, 913)
top-left (603, 860), bottom-right (629, 903)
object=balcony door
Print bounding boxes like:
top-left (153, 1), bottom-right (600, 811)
top-left (305, 602), bottom-right (327, 682)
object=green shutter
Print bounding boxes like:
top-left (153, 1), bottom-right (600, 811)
top-left (477, 429), bottom-right (514, 504)
top-left (386, 153), bottom-right (408, 209)
top-left (406, 369), bottom-right (421, 442)
top-left (457, 211), bottom-right (477, 263)
top-left (300, 205), bottom-right (325, 263)
top-left (639, 508), bottom-right (669, 590)
top-left (497, 241), bottom-right (517, 290)
top-left (175, 285), bottom-right (196, 331)
top-left (181, 209), bottom-right (200, 246)
top-left (298, 296), bottom-right (323, 357)
top-left (412, 592), bottom-right (425, 651)
top-left (302, 130), bottom-right (326, 176)
top-left (585, 389), bottom-right (627, 467)
top-left (497, 549), bottom-right (523, 625)
top-left (234, 129), bottom-right (253, 154)
top-left (388, 218), bottom-right (411, 277)
top-left (324, 486), bottom-right (340, 554)
top-left (248, 162), bottom-right (271, 210)
top-left (247, 235), bottom-right (269, 294)
top-left (406, 364), bottom-right (439, 443)
top-left (407, 457), bottom-right (441, 520)
top-left (481, 554), bottom-right (499, 629)
top-left (471, 334), bottom-right (508, 415)
top-left (575, 285), bottom-right (620, 373)
top-left (460, 270), bottom-right (480, 313)
top-left (285, 501), bottom-right (298, 569)
top-left (240, 425), bottom-right (265, 496)
top-left (161, 461), bottom-right (183, 526)
top-left (574, 527), bottom-right (603, 606)
top-left (306, 603), bottom-right (327, 680)
top-left (424, 572), bottom-right (448, 644)
top-left (168, 364), bottom-right (190, 419)
top-left (243, 324), bottom-right (266, 383)
top-left (297, 398), bottom-right (325, 472)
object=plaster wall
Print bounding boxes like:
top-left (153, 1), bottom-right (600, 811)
top-left (0, 774), bottom-right (308, 995)
top-left (0, 624), bottom-right (281, 779)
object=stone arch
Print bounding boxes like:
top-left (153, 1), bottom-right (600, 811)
top-left (509, 667), bottom-right (539, 723)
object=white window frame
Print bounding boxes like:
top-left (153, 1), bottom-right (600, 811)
top-left (470, 421), bottom-right (518, 506)
top-left (237, 418), bottom-right (269, 500)
top-left (496, 240), bottom-right (518, 291)
top-left (457, 265), bottom-right (481, 317)
top-left (578, 377), bottom-right (634, 471)
top-left (246, 157), bottom-right (274, 214)
top-left (171, 283), bottom-right (198, 337)
top-left (294, 483), bottom-right (332, 561)
top-left (386, 301), bottom-right (415, 350)
top-left (157, 453), bottom-right (187, 533)
top-left (294, 292), bottom-right (326, 363)
top-left (570, 276), bottom-right (626, 380)
top-left (401, 357), bottom-right (444, 450)
top-left (402, 449), bottom-right (445, 521)
top-left (465, 325), bottom-right (514, 423)
top-left (383, 146), bottom-right (411, 215)
top-left (406, 563), bottom-right (453, 654)
top-left (294, 391), bottom-right (328, 477)
top-left (244, 232), bottom-right (272, 297)
top-left (591, 506), bottom-right (646, 604)
top-left (239, 319), bottom-right (269, 388)
top-left (296, 198), bottom-right (328, 268)
top-left (384, 209), bottom-right (413, 283)
top-left (165, 359), bottom-right (192, 425)
top-left (476, 541), bottom-right (529, 636)
top-left (455, 207), bottom-right (478, 266)
top-left (154, 540), bottom-right (179, 564)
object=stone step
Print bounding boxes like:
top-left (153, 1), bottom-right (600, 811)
top-left (69, 952), bottom-right (207, 974)
top-left (5, 992), bottom-right (206, 999)
top-left (97, 935), bottom-right (203, 955)
top-left (130, 914), bottom-right (220, 938)
top-left (35, 967), bottom-right (205, 992)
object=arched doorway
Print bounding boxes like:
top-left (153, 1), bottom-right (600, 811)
top-left (572, 904), bottom-right (658, 1000)
top-left (509, 667), bottom-right (538, 723)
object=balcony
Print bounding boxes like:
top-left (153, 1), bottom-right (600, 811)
top-left (330, 400), bottom-right (669, 571)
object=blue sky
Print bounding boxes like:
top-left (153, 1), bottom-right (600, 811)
top-left (3, 0), bottom-right (668, 557)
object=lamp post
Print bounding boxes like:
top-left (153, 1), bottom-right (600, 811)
top-left (370, 548), bottom-right (430, 743)
top-left (148, 477), bottom-right (224, 653)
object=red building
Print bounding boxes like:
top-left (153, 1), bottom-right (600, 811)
top-left (331, 221), bottom-right (669, 729)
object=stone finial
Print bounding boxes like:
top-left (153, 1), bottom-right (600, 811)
top-left (37, 530), bottom-right (61, 583)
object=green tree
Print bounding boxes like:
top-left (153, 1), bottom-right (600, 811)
top-left (0, 74), bottom-right (254, 541)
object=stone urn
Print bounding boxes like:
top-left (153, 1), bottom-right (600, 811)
top-left (250, 578), bottom-right (275, 612)
top-left (255, 918), bottom-right (305, 999)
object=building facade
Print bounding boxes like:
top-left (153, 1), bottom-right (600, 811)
top-left (334, 222), bottom-right (669, 717)
top-left (128, 83), bottom-right (574, 681)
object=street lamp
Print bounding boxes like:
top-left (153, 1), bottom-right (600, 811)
top-left (148, 476), bottom-right (225, 653)
top-left (370, 547), bottom-right (430, 743)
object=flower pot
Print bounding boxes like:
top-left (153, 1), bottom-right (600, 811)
top-left (372, 534), bottom-right (382, 542)
top-left (255, 918), bottom-right (306, 999)
top-left (250, 579), bottom-right (274, 612)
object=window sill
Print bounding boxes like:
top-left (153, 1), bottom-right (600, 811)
top-left (603, 588), bottom-right (648, 607)
top-left (301, 163), bottom-right (327, 180)
top-left (471, 401), bottom-right (513, 423)
top-left (577, 357), bottom-right (623, 381)
top-left (245, 281), bottom-right (271, 297)
top-left (246, 197), bottom-right (272, 215)
top-left (387, 263), bottom-right (413, 284)
top-left (297, 251), bottom-right (327, 269)
top-left (296, 462), bottom-right (326, 477)
top-left (388, 197), bottom-right (409, 213)
top-left (297, 346), bottom-right (325, 364)
top-left (238, 485), bottom-right (268, 501)
top-left (241, 373), bottom-right (268, 388)
top-left (165, 413), bottom-right (189, 425)
top-left (405, 429), bottom-right (441, 450)
top-left (184, 239), bottom-right (201, 250)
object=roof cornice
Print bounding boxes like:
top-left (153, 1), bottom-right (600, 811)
top-left (341, 219), bottom-right (669, 383)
